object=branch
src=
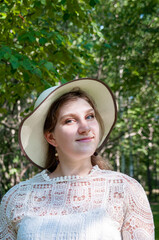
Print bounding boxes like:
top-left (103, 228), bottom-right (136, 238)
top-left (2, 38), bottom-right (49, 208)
top-left (1, 121), bottom-right (18, 131)
top-left (0, 152), bottom-right (14, 157)
top-left (109, 131), bottom-right (125, 143)
top-left (20, 163), bottom-right (33, 179)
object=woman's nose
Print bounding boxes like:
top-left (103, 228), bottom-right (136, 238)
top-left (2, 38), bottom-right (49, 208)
top-left (78, 120), bottom-right (91, 134)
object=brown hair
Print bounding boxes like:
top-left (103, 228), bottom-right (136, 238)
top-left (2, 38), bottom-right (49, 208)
top-left (44, 89), bottom-right (111, 172)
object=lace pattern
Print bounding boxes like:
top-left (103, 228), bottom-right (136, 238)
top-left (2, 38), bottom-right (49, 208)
top-left (0, 166), bottom-right (154, 240)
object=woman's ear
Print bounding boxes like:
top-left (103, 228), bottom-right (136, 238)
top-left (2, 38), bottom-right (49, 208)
top-left (44, 131), bottom-right (58, 147)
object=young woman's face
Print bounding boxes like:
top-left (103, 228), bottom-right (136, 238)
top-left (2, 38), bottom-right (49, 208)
top-left (48, 98), bottom-right (100, 161)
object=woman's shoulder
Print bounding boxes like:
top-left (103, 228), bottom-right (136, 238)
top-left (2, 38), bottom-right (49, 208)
top-left (97, 168), bottom-right (150, 206)
top-left (97, 167), bottom-right (145, 191)
top-left (98, 167), bottom-right (136, 181)
top-left (0, 171), bottom-right (46, 206)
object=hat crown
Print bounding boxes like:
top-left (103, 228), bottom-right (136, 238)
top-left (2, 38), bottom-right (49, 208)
top-left (34, 86), bottom-right (58, 109)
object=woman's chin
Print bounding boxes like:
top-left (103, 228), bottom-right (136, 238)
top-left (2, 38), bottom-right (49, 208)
top-left (73, 149), bottom-right (96, 159)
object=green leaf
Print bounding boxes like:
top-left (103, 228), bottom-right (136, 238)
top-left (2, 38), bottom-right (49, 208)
top-left (10, 56), bottom-right (19, 69)
top-left (89, 0), bottom-right (99, 7)
top-left (61, 78), bottom-right (68, 84)
top-left (44, 62), bottom-right (54, 71)
top-left (0, 12), bottom-right (7, 19)
top-left (41, 79), bottom-right (52, 88)
top-left (0, 108), bottom-right (7, 114)
top-left (21, 59), bottom-right (34, 71)
top-left (32, 68), bottom-right (42, 78)
top-left (18, 32), bottom-right (36, 43)
top-left (23, 72), bottom-right (30, 82)
top-left (10, 168), bottom-right (18, 175)
top-left (41, 0), bottom-right (46, 5)
top-left (61, 0), bottom-right (66, 5)
top-left (4, 53), bottom-right (11, 60)
top-left (104, 43), bottom-right (111, 48)
top-left (63, 12), bottom-right (70, 21)
top-left (39, 37), bottom-right (47, 45)
top-left (83, 43), bottom-right (93, 50)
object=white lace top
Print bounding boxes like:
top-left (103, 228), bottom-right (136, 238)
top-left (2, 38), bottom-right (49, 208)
top-left (0, 166), bottom-right (154, 240)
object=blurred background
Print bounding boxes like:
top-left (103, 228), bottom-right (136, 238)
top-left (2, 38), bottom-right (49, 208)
top-left (0, 0), bottom-right (158, 238)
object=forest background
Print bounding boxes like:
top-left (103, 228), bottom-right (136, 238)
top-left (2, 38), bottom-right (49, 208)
top-left (0, 0), bottom-right (159, 235)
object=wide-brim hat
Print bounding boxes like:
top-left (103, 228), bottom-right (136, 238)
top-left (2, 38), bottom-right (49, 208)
top-left (19, 78), bottom-right (117, 169)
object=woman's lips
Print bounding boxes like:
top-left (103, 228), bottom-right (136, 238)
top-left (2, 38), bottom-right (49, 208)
top-left (76, 137), bottom-right (94, 142)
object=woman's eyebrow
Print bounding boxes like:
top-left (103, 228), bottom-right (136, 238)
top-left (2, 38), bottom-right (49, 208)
top-left (59, 108), bottom-right (94, 121)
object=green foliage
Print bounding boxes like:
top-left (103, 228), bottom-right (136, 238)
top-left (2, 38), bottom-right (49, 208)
top-left (0, 0), bottom-right (159, 206)
top-left (88, 0), bottom-right (159, 199)
top-left (151, 204), bottom-right (159, 239)
top-left (0, 0), bottom-right (97, 104)
top-left (0, 0), bottom-right (101, 196)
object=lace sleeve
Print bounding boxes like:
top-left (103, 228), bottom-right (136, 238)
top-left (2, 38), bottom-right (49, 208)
top-left (122, 176), bottom-right (155, 240)
top-left (0, 186), bottom-right (18, 240)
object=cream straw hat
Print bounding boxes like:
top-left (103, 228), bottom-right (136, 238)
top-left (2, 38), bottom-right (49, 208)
top-left (19, 78), bottom-right (117, 169)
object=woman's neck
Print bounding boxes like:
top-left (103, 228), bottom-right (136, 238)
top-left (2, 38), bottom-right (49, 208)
top-left (49, 159), bottom-right (93, 178)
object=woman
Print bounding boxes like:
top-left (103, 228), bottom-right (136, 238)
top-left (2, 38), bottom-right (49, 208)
top-left (0, 78), bottom-right (154, 239)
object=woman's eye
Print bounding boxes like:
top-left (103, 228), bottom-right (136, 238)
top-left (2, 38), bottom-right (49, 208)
top-left (86, 114), bottom-right (95, 120)
top-left (64, 119), bottom-right (75, 124)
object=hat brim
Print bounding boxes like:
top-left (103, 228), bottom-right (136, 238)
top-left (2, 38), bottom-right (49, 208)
top-left (19, 78), bottom-right (117, 169)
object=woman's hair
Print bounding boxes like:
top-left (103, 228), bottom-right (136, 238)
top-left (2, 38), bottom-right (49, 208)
top-left (44, 88), bottom-right (112, 172)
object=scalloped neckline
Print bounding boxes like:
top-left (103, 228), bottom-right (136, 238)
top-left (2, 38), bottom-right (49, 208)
top-left (41, 165), bottom-right (99, 182)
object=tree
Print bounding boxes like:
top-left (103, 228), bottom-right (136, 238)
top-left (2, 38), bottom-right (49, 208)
top-left (0, 0), bottom-right (100, 196)
top-left (88, 0), bottom-right (159, 200)
top-left (0, 0), bottom-right (159, 201)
